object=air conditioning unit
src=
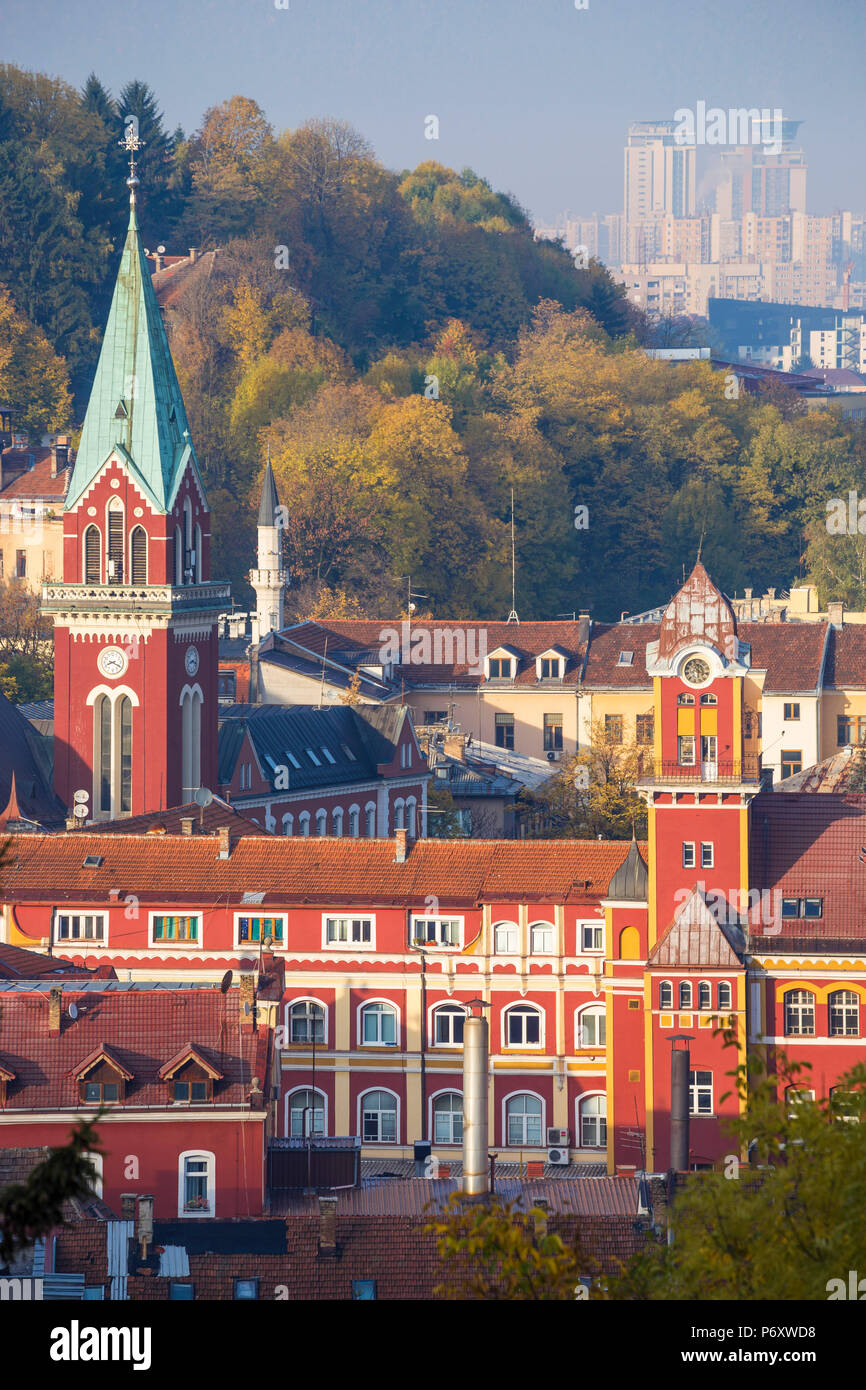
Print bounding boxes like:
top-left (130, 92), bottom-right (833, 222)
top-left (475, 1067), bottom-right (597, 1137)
top-left (546, 750), bottom-right (561, 762)
top-left (547, 1127), bottom-right (569, 1147)
top-left (547, 1146), bottom-right (570, 1166)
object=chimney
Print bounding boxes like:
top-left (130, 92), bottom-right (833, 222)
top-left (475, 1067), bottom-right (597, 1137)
top-left (766, 588), bottom-right (776, 601)
top-left (48, 986), bottom-right (62, 1037)
top-left (153, 251), bottom-right (163, 272)
top-left (188, 247), bottom-right (199, 264)
top-left (51, 436), bottom-right (70, 477)
top-left (394, 828), bottom-right (408, 863)
top-left (578, 612), bottom-right (591, 645)
top-left (239, 973), bottom-right (256, 1029)
top-left (462, 1007), bottom-right (490, 1198)
top-left (744, 588), bottom-right (753, 600)
top-left (443, 732), bottom-right (465, 761)
top-left (317, 1196), bottom-right (338, 1256)
top-left (218, 825), bottom-right (231, 858)
top-left (180, 816), bottom-right (194, 836)
top-left (828, 601), bottom-right (844, 627)
top-left (120, 1193), bottom-right (137, 1222)
top-left (137, 1195), bottom-right (154, 1259)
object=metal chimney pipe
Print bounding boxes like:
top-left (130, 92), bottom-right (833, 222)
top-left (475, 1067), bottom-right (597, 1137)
top-left (670, 1038), bottom-right (692, 1172)
top-left (462, 1012), bottom-right (489, 1197)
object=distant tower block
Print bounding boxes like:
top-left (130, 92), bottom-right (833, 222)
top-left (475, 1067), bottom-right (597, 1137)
top-left (250, 457), bottom-right (287, 643)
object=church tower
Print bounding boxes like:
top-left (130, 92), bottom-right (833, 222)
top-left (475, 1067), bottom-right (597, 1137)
top-left (249, 458), bottom-right (286, 643)
top-left (43, 134), bottom-right (230, 820)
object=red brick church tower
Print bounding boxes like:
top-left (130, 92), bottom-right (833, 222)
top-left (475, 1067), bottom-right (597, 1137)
top-left (43, 134), bottom-right (229, 820)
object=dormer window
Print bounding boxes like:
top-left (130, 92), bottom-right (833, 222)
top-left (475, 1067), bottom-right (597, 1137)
top-left (488, 657), bottom-right (513, 679)
top-left (539, 657), bottom-right (560, 678)
top-left (159, 1046), bottom-right (222, 1104)
top-left (75, 1047), bottom-right (133, 1106)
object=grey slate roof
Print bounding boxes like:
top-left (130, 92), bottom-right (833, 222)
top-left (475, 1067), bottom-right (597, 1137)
top-left (607, 839), bottom-right (648, 900)
top-left (0, 693), bottom-right (65, 827)
top-left (257, 460), bottom-right (280, 527)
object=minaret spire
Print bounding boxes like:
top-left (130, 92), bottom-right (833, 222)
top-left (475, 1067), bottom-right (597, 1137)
top-left (119, 118), bottom-right (146, 211)
top-left (251, 446), bottom-right (287, 643)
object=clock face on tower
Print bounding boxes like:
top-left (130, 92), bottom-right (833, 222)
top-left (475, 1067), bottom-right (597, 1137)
top-left (682, 656), bottom-right (711, 687)
top-left (185, 645), bottom-right (200, 677)
top-left (97, 646), bottom-right (128, 679)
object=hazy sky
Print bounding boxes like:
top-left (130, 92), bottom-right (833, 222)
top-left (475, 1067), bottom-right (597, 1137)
top-left (4, 0), bottom-right (864, 224)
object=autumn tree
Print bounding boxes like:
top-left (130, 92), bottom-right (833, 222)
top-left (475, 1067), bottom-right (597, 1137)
top-left (0, 1117), bottom-right (103, 1265)
top-left (515, 721), bottom-right (647, 841)
top-left (429, 1194), bottom-right (591, 1300)
top-left (0, 285), bottom-right (73, 436)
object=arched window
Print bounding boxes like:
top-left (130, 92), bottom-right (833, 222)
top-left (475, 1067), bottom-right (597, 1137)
top-left (406, 797), bottom-right (417, 837)
top-left (174, 525), bottom-right (183, 585)
top-left (183, 498), bottom-right (193, 582)
top-left (530, 923), bottom-right (555, 954)
top-left (118, 695), bottom-right (132, 813)
top-left (106, 499), bottom-right (124, 581)
top-left (349, 806), bottom-right (360, 838)
top-left (287, 1088), bottom-right (325, 1138)
top-left (394, 800), bottom-right (405, 830)
top-left (785, 989), bottom-right (815, 1036)
top-left (130, 526), bottom-right (147, 584)
top-left (579, 1094), bottom-right (607, 1148)
top-left (577, 1005), bottom-right (606, 1048)
top-left (619, 926), bottom-right (641, 959)
top-left (97, 694), bottom-right (112, 814)
top-left (504, 1004), bottom-right (542, 1048)
top-left (193, 522), bottom-right (202, 582)
top-left (365, 804), bottom-right (376, 837)
top-left (679, 981), bottom-right (693, 1009)
top-left (180, 686), bottom-right (203, 800)
top-left (432, 1004), bottom-right (466, 1047)
top-left (660, 980), bottom-right (673, 1010)
top-left (506, 1093), bottom-right (542, 1146)
top-left (178, 1151), bottom-right (214, 1217)
top-left (717, 981), bottom-right (732, 1010)
top-left (494, 922), bottom-right (519, 954)
top-left (360, 1089), bottom-right (397, 1144)
top-left (432, 1092), bottom-right (463, 1144)
top-left (698, 981), bottom-right (712, 1010)
top-left (288, 999), bottom-right (325, 1044)
top-left (360, 1001), bottom-right (398, 1046)
top-left (282, 812), bottom-right (293, 837)
top-left (315, 809), bottom-right (327, 836)
top-left (93, 689), bottom-right (134, 818)
top-left (299, 812), bottom-right (311, 837)
top-left (829, 989), bottom-right (859, 1037)
top-left (84, 525), bottom-right (101, 583)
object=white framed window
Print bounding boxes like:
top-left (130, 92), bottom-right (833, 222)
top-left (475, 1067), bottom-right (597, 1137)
top-left (829, 990), bottom-right (859, 1037)
top-left (323, 915), bottom-right (375, 948)
top-left (494, 922), bottom-right (519, 953)
top-left (700, 842), bottom-right (714, 869)
top-left (349, 805), bottom-right (360, 837)
top-left (784, 989), bottom-right (815, 1036)
top-left (315, 809), bottom-right (327, 836)
top-left (364, 804), bottom-right (376, 837)
top-left (406, 797), bottom-right (418, 837)
top-left (530, 922), bottom-right (555, 954)
top-left (394, 799), bottom-right (405, 830)
top-left (234, 913), bottom-right (284, 947)
top-left (282, 812), bottom-right (293, 837)
top-left (299, 812), bottom-right (311, 837)
top-left (689, 1070), bottom-right (713, 1116)
top-left (504, 1092), bottom-right (544, 1147)
top-left (678, 735), bottom-right (695, 766)
top-left (149, 912), bottom-right (201, 947)
top-left (578, 1094), bottom-right (607, 1147)
top-left (536, 654), bottom-right (562, 679)
top-left (359, 1089), bottom-right (398, 1144)
top-left (55, 912), bottom-right (106, 942)
top-left (503, 1003), bottom-right (543, 1048)
top-left (432, 1091), bottom-right (463, 1145)
top-left (286, 1087), bottom-right (326, 1138)
top-left (717, 981), bottom-right (732, 1010)
top-left (178, 1150), bottom-right (215, 1217)
top-left (431, 1003), bottom-right (467, 1047)
top-left (577, 1005), bottom-right (606, 1048)
top-left (682, 842), bottom-right (696, 869)
top-left (487, 656), bottom-right (514, 680)
top-left (679, 981), bottom-right (692, 1009)
top-left (359, 1000), bottom-right (399, 1046)
top-left (412, 915), bottom-right (463, 948)
top-left (660, 980), bottom-right (673, 1009)
top-left (698, 980), bottom-right (711, 1009)
top-left (286, 998), bottom-right (326, 1044)
top-left (332, 807), bottom-right (344, 836)
top-left (580, 922), bottom-right (604, 952)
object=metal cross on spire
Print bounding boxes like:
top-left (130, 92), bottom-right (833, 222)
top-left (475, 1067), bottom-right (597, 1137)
top-left (118, 118), bottom-right (146, 205)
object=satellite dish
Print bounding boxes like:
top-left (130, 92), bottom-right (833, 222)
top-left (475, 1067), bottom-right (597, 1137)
top-left (68, 1002), bottom-right (78, 1020)
top-left (73, 790), bottom-right (89, 804)
top-left (157, 244), bottom-right (166, 254)
top-left (219, 970), bottom-right (233, 994)
top-left (73, 804), bottom-right (88, 819)
top-left (194, 787), bottom-right (214, 808)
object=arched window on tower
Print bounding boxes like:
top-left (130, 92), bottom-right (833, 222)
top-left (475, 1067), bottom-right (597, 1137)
top-left (93, 689), bottom-right (135, 818)
top-left (174, 526), bottom-right (183, 586)
top-left (194, 522), bottom-right (202, 583)
top-left (183, 498), bottom-right (193, 585)
top-left (130, 526), bottom-right (147, 584)
top-left (106, 500), bottom-right (124, 582)
top-left (181, 686), bottom-right (203, 800)
top-left (119, 695), bottom-right (132, 813)
top-left (84, 526), bottom-right (102, 584)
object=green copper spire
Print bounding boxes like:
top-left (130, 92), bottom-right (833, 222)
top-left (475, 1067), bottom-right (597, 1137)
top-left (66, 140), bottom-right (204, 514)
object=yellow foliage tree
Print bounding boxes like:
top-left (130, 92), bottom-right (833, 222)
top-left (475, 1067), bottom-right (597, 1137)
top-left (0, 284), bottom-right (73, 436)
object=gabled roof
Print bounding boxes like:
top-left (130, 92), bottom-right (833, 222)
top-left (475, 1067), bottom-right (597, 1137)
top-left (772, 745), bottom-right (862, 793)
top-left (66, 202), bottom-right (203, 514)
top-left (0, 453), bottom-right (69, 500)
top-left (93, 799), bottom-right (271, 838)
top-left (657, 562), bottom-right (737, 662)
top-left (0, 1059), bottom-right (15, 1080)
top-left (158, 1043), bottom-right (224, 1080)
top-left (72, 1043), bottom-right (136, 1081)
top-left (742, 622), bottom-right (828, 693)
top-left (217, 704), bottom-right (419, 792)
top-left (749, 790), bottom-right (866, 939)
top-left (825, 625), bottom-right (866, 689)
top-left (648, 886), bottom-right (745, 968)
top-left (0, 692), bottom-right (66, 828)
top-left (0, 943), bottom-right (95, 980)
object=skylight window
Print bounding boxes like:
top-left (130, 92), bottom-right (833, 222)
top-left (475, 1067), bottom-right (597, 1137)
top-left (285, 752), bottom-right (301, 770)
top-left (320, 746), bottom-right (336, 764)
top-left (617, 651), bottom-right (634, 666)
top-left (83, 855), bottom-right (103, 868)
top-left (306, 748), bottom-right (321, 767)
top-left (341, 743), bottom-right (357, 761)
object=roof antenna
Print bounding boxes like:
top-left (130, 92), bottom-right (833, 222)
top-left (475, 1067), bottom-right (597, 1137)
top-left (506, 488), bottom-right (519, 624)
top-left (318, 636), bottom-right (329, 710)
top-left (696, 527), bottom-right (705, 564)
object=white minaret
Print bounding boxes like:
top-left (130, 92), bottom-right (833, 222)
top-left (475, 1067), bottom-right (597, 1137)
top-left (249, 457), bottom-right (287, 643)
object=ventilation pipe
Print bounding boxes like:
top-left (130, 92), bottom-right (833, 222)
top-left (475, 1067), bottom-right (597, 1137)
top-left (462, 999), bottom-right (491, 1198)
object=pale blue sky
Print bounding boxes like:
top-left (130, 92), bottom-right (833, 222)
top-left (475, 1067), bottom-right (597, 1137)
top-left (3, 0), bottom-right (864, 222)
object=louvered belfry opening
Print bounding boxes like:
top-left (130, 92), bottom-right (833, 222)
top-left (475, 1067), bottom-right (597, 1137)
top-left (131, 526), bottom-right (147, 584)
top-left (84, 525), bottom-right (101, 583)
top-left (107, 508), bottom-right (124, 582)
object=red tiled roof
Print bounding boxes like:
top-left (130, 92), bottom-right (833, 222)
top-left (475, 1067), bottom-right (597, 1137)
top-left (159, 1044), bottom-right (224, 1080)
top-left (825, 626), bottom-right (866, 688)
top-left (0, 941), bottom-right (95, 979)
top-left (0, 987), bottom-right (269, 1110)
top-left (94, 800), bottom-right (272, 837)
top-left (73, 1043), bottom-right (136, 1080)
top-left (0, 834), bottom-right (641, 906)
top-left (742, 622), bottom-right (828, 692)
top-left (0, 453), bottom-right (69, 499)
top-left (581, 623), bottom-right (657, 688)
top-left (749, 791), bottom-right (866, 938)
